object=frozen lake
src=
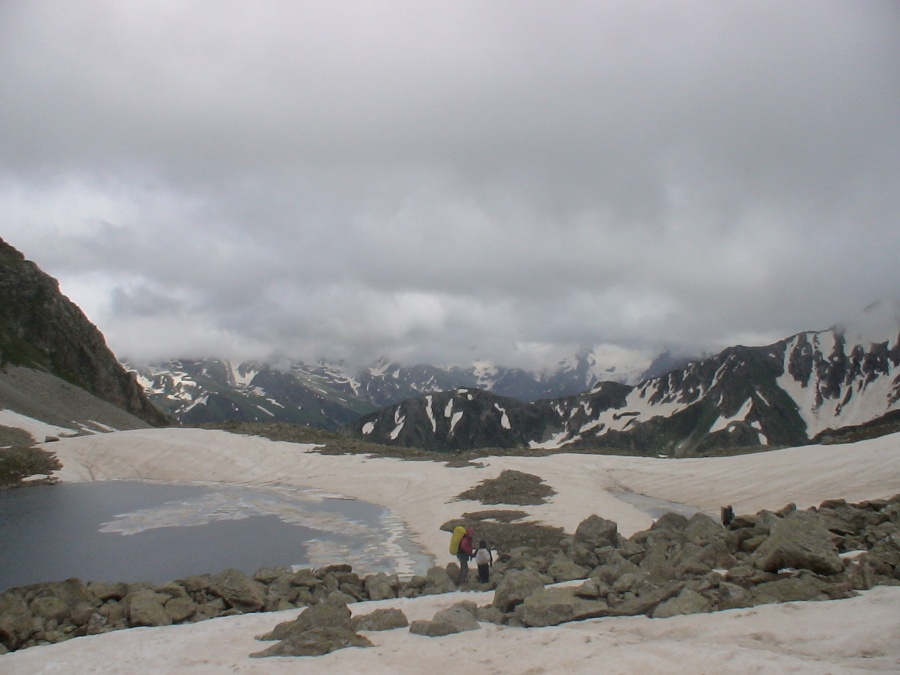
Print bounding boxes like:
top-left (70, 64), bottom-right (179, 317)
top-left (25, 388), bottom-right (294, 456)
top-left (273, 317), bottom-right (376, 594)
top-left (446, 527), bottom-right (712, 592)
top-left (0, 480), bottom-right (432, 592)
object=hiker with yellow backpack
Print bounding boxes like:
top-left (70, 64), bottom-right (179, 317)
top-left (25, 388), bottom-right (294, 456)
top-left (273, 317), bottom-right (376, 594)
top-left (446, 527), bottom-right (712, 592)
top-left (449, 525), bottom-right (475, 586)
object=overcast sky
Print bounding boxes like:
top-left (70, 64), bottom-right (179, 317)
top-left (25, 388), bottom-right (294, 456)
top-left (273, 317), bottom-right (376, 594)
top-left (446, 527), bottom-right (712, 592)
top-left (2, 1), bottom-right (898, 370)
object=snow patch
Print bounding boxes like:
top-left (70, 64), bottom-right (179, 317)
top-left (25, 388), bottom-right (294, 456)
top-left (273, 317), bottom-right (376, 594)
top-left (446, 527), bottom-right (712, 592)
top-left (0, 410), bottom-right (77, 442)
top-left (494, 403), bottom-right (511, 430)
top-left (425, 395), bottom-right (437, 432)
top-left (448, 411), bottom-right (464, 435)
top-left (709, 398), bottom-right (754, 434)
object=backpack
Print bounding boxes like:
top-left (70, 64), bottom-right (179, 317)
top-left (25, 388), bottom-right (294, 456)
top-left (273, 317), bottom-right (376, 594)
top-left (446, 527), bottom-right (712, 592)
top-left (449, 526), bottom-right (467, 554)
top-left (474, 547), bottom-right (492, 566)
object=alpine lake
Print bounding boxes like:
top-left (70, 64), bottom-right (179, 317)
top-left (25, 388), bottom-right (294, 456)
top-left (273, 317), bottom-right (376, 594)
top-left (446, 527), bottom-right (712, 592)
top-left (0, 480), bottom-right (432, 592)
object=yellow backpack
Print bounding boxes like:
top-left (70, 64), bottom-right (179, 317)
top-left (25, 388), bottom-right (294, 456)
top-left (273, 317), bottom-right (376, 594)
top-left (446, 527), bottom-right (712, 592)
top-left (448, 525), bottom-right (467, 554)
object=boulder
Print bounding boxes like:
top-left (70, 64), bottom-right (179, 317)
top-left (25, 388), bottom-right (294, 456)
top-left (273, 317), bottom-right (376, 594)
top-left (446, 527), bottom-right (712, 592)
top-left (573, 515), bottom-right (619, 565)
top-left (0, 593), bottom-right (34, 651)
top-left (410, 602), bottom-right (480, 636)
top-left (639, 542), bottom-right (678, 583)
top-left (683, 513), bottom-right (727, 547)
top-left (351, 608), bottom-right (409, 632)
top-left (492, 570), bottom-right (544, 612)
top-left (591, 552), bottom-right (641, 585)
top-left (514, 586), bottom-right (608, 627)
top-left (208, 569), bottom-right (267, 612)
top-left (752, 512), bottom-right (843, 575)
top-left (258, 596), bottom-right (351, 642)
top-left (475, 605), bottom-right (506, 624)
top-left (607, 579), bottom-right (683, 617)
top-left (651, 588), bottom-right (712, 618)
top-left (651, 512), bottom-right (690, 532)
top-left (675, 540), bottom-right (736, 576)
top-left (575, 515), bottom-right (619, 548)
top-left (752, 577), bottom-right (830, 604)
top-left (29, 596), bottom-right (69, 622)
top-left (574, 578), bottom-right (610, 600)
top-left (752, 576), bottom-right (856, 604)
top-left (154, 582), bottom-right (188, 599)
top-left (178, 575), bottom-right (211, 594)
top-left (126, 590), bottom-right (172, 627)
top-left (253, 566), bottom-right (293, 585)
top-left (165, 597), bottom-right (198, 623)
top-left (424, 567), bottom-right (456, 594)
top-left (291, 568), bottom-right (321, 589)
top-left (715, 581), bottom-right (753, 610)
top-left (365, 572), bottom-right (398, 601)
top-left (251, 626), bottom-right (372, 657)
top-left (547, 559), bottom-right (589, 583)
top-left (87, 581), bottom-right (128, 602)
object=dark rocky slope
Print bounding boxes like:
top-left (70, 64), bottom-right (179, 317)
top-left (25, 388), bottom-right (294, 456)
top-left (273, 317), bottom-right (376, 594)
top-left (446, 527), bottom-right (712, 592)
top-left (0, 238), bottom-right (168, 429)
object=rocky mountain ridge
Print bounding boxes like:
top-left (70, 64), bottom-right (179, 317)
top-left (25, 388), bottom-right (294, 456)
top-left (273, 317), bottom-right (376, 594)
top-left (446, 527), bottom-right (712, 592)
top-left (349, 328), bottom-right (900, 455)
top-left (127, 348), bottom-right (658, 430)
top-left (0, 238), bottom-right (169, 440)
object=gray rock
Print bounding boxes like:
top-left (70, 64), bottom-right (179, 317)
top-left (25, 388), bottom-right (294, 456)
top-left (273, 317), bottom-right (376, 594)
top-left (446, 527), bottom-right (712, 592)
top-left (208, 569), bottom-right (267, 612)
top-left (365, 572), bottom-right (398, 601)
top-left (753, 575), bottom-right (855, 604)
top-left (591, 552), bottom-right (641, 585)
top-left (575, 578), bottom-right (611, 599)
top-left (0, 593), bottom-right (34, 650)
top-left (126, 590), bottom-right (172, 627)
top-left (514, 586), bottom-right (608, 627)
top-left (475, 605), bottom-right (506, 624)
top-left (715, 581), bottom-right (753, 610)
top-left (327, 590), bottom-right (356, 607)
top-left (432, 602), bottom-right (480, 631)
top-left (548, 559), bottom-right (589, 583)
top-left (424, 566), bottom-right (456, 594)
top-left (253, 566), bottom-right (293, 584)
top-left (410, 602), bottom-right (480, 636)
top-left (258, 596), bottom-right (351, 642)
top-left (573, 515), bottom-right (619, 565)
top-left (29, 596), bottom-right (69, 622)
top-left (87, 580), bottom-right (128, 602)
top-left (612, 571), bottom-right (647, 593)
top-left (575, 515), bottom-right (619, 549)
top-left (251, 626), bottom-right (373, 657)
top-left (683, 513), bottom-right (727, 547)
top-left (639, 542), bottom-right (678, 583)
top-left (351, 608), bottom-right (408, 632)
top-left (99, 602), bottom-right (127, 627)
top-left (608, 580), bottom-right (683, 617)
top-left (753, 512), bottom-right (843, 575)
top-left (178, 575), bottom-right (210, 594)
top-left (165, 597), bottom-right (198, 623)
top-left (291, 568), bottom-right (321, 589)
top-left (651, 512), bottom-right (690, 532)
top-left (154, 582), bottom-right (188, 600)
top-left (652, 588), bottom-right (712, 618)
top-left (676, 540), bottom-right (736, 577)
top-left (492, 570), bottom-right (544, 612)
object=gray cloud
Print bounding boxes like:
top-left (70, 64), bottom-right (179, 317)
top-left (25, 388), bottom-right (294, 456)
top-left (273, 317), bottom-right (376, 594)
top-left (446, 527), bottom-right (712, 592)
top-left (2, 1), bottom-right (898, 369)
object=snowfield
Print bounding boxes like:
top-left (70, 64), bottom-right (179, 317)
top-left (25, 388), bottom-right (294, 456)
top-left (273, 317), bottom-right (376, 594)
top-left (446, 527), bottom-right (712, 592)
top-left (2, 427), bottom-right (900, 674)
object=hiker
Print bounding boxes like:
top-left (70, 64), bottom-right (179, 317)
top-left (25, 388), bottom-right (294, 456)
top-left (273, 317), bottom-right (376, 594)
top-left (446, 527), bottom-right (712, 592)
top-left (457, 527), bottom-right (475, 585)
top-left (721, 505), bottom-right (735, 528)
top-left (474, 539), bottom-right (493, 583)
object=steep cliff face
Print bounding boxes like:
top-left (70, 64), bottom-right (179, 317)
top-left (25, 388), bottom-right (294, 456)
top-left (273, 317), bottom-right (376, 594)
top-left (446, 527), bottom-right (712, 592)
top-left (0, 238), bottom-right (169, 427)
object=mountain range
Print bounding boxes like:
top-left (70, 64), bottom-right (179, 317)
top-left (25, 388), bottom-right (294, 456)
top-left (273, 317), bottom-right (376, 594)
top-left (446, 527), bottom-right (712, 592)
top-left (1, 235), bottom-right (898, 457)
top-left (125, 348), bottom-right (670, 429)
top-left (349, 328), bottom-right (900, 456)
